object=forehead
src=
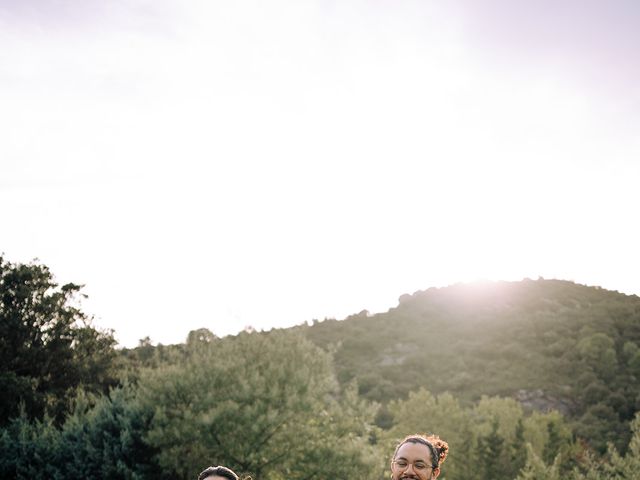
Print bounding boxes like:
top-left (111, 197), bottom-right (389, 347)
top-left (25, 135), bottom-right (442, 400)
top-left (395, 441), bottom-right (433, 462)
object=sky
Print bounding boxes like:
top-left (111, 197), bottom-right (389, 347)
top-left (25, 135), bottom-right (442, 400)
top-left (1, 0), bottom-right (639, 347)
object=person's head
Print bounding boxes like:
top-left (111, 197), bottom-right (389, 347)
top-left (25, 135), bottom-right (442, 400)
top-left (198, 465), bottom-right (239, 480)
top-left (390, 434), bottom-right (449, 480)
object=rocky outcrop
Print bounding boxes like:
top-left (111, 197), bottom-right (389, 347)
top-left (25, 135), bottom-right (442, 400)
top-left (514, 389), bottom-right (576, 416)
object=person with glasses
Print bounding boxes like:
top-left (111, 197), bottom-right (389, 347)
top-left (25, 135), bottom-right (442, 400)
top-left (390, 434), bottom-right (449, 480)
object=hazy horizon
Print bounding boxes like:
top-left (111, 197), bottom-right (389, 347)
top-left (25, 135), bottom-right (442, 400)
top-left (2, 0), bottom-right (639, 347)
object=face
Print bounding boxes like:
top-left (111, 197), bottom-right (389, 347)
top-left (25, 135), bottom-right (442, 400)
top-left (391, 442), bottom-right (440, 480)
top-left (207, 476), bottom-right (230, 480)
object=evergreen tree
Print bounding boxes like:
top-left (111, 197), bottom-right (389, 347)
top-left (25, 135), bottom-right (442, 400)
top-left (509, 418), bottom-right (528, 478)
top-left (517, 444), bottom-right (563, 480)
top-left (476, 418), bottom-right (507, 480)
top-left (544, 419), bottom-right (563, 464)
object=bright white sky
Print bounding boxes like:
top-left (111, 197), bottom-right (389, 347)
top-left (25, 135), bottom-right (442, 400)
top-left (1, 0), bottom-right (639, 347)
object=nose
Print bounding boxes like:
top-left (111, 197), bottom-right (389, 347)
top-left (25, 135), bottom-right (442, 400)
top-left (405, 463), bottom-right (416, 475)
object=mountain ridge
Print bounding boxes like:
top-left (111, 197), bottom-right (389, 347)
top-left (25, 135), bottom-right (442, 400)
top-left (298, 279), bottom-right (640, 447)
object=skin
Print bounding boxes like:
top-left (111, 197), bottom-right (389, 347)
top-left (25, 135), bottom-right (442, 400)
top-left (205, 476), bottom-right (232, 480)
top-left (391, 442), bottom-right (441, 480)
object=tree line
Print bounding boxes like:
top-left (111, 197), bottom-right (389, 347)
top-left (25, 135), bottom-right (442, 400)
top-left (2, 255), bottom-right (640, 479)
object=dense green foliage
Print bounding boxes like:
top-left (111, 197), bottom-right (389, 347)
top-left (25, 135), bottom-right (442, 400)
top-left (137, 330), bottom-right (378, 479)
top-left (0, 256), bottom-right (118, 426)
top-left (517, 413), bottom-right (640, 480)
top-left (0, 387), bottom-right (160, 479)
top-left (376, 389), bottom-right (577, 480)
top-left (3, 256), bottom-right (640, 479)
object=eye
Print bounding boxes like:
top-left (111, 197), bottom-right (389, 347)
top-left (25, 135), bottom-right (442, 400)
top-left (395, 460), bottom-right (408, 468)
top-left (414, 462), bottom-right (428, 470)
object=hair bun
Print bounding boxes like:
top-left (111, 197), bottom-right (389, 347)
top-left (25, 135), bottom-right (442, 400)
top-left (427, 436), bottom-right (449, 465)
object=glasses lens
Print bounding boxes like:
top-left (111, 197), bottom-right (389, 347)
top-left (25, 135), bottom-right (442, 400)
top-left (394, 460), bottom-right (431, 471)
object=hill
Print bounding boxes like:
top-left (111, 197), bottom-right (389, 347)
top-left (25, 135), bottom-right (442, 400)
top-left (300, 279), bottom-right (640, 448)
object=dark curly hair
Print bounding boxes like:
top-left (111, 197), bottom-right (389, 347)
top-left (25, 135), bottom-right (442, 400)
top-left (197, 465), bottom-right (239, 480)
top-left (392, 433), bottom-right (449, 469)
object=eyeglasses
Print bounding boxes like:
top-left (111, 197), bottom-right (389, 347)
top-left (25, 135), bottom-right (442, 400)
top-left (392, 459), bottom-right (434, 472)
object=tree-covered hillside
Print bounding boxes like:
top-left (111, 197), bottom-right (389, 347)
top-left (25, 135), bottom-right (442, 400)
top-left (4, 256), bottom-right (640, 479)
top-left (301, 279), bottom-right (640, 451)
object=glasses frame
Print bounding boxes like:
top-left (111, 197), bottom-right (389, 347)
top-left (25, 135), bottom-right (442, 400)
top-left (392, 459), bottom-right (435, 472)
